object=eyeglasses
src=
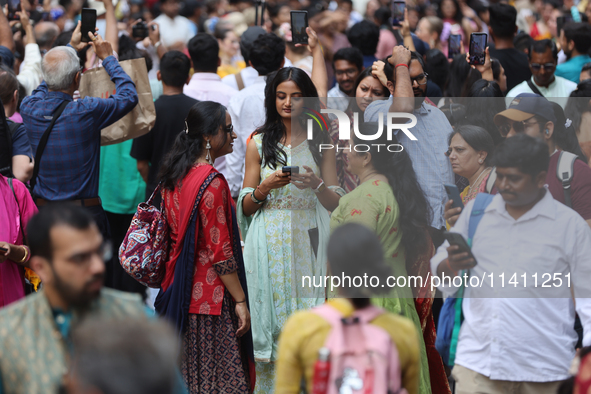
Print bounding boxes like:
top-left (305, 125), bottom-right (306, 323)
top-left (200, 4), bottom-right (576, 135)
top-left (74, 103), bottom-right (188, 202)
top-left (530, 63), bottom-right (556, 72)
top-left (497, 117), bottom-right (541, 137)
top-left (335, 68), bottom-right (359, 77)
top-left (444, 147), bottom-right (452, 157)
top-left (223, 124), bottom-right (234, 133)
top-left (411, 73), bottom-right (428, 86)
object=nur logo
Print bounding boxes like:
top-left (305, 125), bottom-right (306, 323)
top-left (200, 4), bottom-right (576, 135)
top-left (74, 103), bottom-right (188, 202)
top-left (304, 108), bottom-right (418, 152)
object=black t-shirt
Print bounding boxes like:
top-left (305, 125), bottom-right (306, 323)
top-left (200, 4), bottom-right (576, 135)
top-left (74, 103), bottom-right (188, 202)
top-left (488, 47), bottom-right (532, 92)
top-left (131, 94), bottom-right (199, 199)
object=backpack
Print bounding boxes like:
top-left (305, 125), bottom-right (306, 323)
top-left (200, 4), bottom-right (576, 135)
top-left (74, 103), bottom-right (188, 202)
top-left (119, 184), bottom-right (169, 288)
top-left (435, 193), bottom-right (495, 367)
top-left (484, 151), bottom-right (578, 208)
top-left (311, 303), bottom-right (408, 394)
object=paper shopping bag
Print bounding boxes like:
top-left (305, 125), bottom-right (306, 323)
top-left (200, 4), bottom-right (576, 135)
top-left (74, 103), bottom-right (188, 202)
top-left (79, 58), bottom-right (156, 146)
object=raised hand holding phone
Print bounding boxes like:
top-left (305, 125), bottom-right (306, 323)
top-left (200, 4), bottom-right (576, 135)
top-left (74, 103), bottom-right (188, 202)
top-left (80, 8), bottom-right (97, 43)
top-left (467, 32), bottom-right (487, 66)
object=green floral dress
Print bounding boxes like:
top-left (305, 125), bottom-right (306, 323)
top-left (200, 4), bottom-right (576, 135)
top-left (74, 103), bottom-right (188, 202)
top-left (239, 134), bottom-right (327, 393)
top-left (330, 179), bottom-right (432, 394)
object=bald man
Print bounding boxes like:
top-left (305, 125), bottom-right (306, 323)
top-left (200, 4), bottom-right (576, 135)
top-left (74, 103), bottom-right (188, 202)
top-left (34, 22), bottom-right (60, 53)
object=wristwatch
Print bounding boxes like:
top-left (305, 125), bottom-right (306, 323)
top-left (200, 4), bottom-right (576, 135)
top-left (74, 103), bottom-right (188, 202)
top-left (313, 180), bottom-right (326, 194)
top-left (154, 41), bottom-right (162, 49)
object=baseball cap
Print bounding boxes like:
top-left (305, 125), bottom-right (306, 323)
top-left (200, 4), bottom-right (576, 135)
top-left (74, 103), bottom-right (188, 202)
top-left (494, 93), bottom-right (557, 125)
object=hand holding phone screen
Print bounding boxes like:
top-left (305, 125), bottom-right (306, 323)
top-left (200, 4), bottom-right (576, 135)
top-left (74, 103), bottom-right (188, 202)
top-left (468, 33), bottom-right (487, 66)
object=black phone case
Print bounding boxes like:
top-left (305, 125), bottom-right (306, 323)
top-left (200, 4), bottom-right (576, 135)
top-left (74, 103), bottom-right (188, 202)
top-left (80, 10), bottom-right (97, 42)
top-left (291, 12), bottom-right (308, 45)
top-left (469, 34), bottom-right (487, 66)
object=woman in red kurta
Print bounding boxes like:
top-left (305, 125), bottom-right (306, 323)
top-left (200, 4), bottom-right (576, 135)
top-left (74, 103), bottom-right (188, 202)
top-left (156, 101), bottom-right (254, 393)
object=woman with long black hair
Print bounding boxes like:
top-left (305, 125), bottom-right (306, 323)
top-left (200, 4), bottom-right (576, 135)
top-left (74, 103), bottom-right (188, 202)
top-left (155, 101), bottom-right (254, 394)
top-left (237, 32), bottom-right (345, 390)
top-left (330, 122), bottom-right (451, 394)
top-left (329, 66), bottom-right (390, 192)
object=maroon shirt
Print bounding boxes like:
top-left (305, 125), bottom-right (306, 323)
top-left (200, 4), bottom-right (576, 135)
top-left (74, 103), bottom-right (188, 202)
top-left (546, 150), bottom-right (591, 220)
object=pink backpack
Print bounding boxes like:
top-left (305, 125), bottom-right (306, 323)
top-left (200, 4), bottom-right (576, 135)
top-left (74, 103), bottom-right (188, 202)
top-left (312, 304), bottom-right (408, 394)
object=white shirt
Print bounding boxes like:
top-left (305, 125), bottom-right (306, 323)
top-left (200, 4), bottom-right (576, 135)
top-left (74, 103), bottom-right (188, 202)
top-left (223, 75), bottom-right (266, 197)
top-left (17, 44), bottom-right (43, 96)
top-left (184, 72), bottom-right (238, 106)
top-left (327, 84), bottom-right (349, 112)
top-left (222, 66), bottom-right (260, 91)
top-left (184, 73), bottom-right (238, 173)
top-left (430, 191), bottom-right (591, 382)
top-left (153, 14), bottom-right (194, 47)
top-left (506, 75), bottom-right (578, 108)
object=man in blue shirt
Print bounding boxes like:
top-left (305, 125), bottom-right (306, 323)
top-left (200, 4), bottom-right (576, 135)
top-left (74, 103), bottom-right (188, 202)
top-left (20, 23), bottom-right (138, 287)
top-left (556, 22), bottom-right (591, 83)
top-left (365, 45), bottom-right (454, 246)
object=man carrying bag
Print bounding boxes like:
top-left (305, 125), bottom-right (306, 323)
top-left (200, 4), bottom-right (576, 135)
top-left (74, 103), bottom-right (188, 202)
top-left (20, 23), bottom-right (138, 288)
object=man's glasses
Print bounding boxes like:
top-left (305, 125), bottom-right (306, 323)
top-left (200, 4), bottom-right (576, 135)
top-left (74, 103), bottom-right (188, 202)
top-left (411, 73), bottom-right (428, 86)
top-left (497, 117), bottom-right (541, 137)
top-left (530, 63), bottom-right (556, 72)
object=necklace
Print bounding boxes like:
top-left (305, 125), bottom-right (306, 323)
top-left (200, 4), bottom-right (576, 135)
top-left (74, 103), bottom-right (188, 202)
top-left (468, 167), bottom-right (492, 196)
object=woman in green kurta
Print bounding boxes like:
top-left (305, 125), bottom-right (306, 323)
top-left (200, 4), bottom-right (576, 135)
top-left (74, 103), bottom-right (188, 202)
top-left (330, 123), bottom-right (434, 394)
top-left (237, 65), bottom-right (345, 393)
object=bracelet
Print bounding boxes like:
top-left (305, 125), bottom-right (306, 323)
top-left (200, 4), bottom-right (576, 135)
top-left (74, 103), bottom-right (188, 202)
top-left (250, 192), bottom-right (265, 204)
top-left (395, 63), bottom-right (409, 68)
top-left (235, 299), bottom-right (246, 303)
top-left (154, 41), bottom-right (162, 49)
top-left (18, 246), bottom-right (30, 264)
top-left (250, 187), bottom-right (268, 204)
top-left (445, 258), bottom-right (458, 276)
top-left (313, 180), bottom-right (326, 194)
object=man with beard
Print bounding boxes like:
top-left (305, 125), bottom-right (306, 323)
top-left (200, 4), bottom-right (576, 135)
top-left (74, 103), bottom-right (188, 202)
top-left (431, 134), bottom-right (591, 394)
top-left (0, 203), bottom-right (147, 394)
top-left (327, 47), bottom-right (364, 111)
top-left (365, 45), bottom-right (454, 247)
top-left (556, 23), bottom-right (591, 84)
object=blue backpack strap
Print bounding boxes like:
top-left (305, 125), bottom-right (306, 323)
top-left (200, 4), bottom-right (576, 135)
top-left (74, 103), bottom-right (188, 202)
top-left (467, 193), bottom-right (495, 247)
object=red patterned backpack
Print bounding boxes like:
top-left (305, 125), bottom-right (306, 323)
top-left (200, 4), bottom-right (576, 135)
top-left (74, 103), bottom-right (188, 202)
top-left (119, 186), bottom-right (169, 288)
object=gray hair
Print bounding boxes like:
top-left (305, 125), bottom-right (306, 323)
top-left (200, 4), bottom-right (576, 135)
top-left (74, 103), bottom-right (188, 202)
top-left (70, 318), bottom-right (179, 394)
top-left (42, 46), bottom-right (80, 91)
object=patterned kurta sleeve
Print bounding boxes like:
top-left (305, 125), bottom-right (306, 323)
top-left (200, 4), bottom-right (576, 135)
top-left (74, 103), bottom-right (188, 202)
top-left (199, 177), bottom-right (238, 276)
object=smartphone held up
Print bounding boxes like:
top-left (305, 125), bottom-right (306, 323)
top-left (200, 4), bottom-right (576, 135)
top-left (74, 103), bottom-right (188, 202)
top-left (80, 8), bottom-right (97, 43)
top-left (290, 11), bottom-right (308, 45)
top-left (468, 32), bottom-right (487, 66)
top-left (391, 0), bottom-right (405, 26)
top-left (448, 34), bottom-right (462, 59)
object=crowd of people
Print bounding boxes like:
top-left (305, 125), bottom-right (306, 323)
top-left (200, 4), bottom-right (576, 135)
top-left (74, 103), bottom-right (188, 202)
top-left (1, 0), bottom-right (591, 392)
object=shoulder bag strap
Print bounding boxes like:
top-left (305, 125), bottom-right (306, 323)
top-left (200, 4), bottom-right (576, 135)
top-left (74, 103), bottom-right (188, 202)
top-left (485, 167), bottom-right (497, 194)
top-left (449, 193), bottom-right (496, 366)
top-left (527, 79), bottom-right (544, 97)
top-left (235, 71), bottom-right (245, 91)
top-left (30, 101), bottom-right (69, 192)
top-left (557, 151), bottom-right (577, 209)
